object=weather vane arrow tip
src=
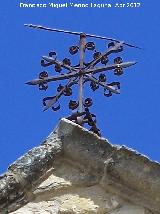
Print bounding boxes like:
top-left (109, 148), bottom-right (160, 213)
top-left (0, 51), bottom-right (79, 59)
top-left (120, 61), bottom-right (138, 68)
top-left (25, 80), bottom-right (39, 85)
top-left (42, 55), bottom-right (55, 62)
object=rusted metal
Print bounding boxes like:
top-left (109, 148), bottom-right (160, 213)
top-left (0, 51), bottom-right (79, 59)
top-left (24, 24), bottom-right (141, 49)
top-left (25, 24), bottom-right (138, 136)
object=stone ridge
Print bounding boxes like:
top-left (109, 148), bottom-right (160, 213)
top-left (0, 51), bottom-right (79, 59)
top-left (0, 118), bottom-right (160, 213)
top-left (53, 118), bottom-right (160, 213)
top-left (0, 133), bottom-right (63, 212)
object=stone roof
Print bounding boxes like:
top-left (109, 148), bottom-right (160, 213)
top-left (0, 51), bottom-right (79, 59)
top-left (0, 118), bottom-right (160, 213)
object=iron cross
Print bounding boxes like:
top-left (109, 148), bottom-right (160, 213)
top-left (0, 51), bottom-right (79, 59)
top-left (25, 24), bottom-right (138, 136)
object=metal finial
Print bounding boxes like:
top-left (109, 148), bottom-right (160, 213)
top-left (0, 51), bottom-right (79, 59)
top-left (25, 24), bottom-right (138, 136)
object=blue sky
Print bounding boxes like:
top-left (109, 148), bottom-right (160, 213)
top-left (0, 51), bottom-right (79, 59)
top-left (0, 0), bottom-right (160, 174)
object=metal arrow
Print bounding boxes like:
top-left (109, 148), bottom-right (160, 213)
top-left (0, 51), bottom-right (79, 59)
top-left (24, 24), bottom-right (141, 49)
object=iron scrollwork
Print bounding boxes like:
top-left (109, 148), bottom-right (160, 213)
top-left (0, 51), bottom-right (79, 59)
top-left (25, 24), bottom-right (138, 136)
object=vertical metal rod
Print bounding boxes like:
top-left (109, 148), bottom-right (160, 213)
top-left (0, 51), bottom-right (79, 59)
top-left (78, 33), bottom-right (86, 115)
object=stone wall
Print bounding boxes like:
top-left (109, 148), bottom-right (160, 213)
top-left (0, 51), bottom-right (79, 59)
top-left (12, 158), bottom-right (146, 214)
top-left (1, 119), bottom-right (159, 214)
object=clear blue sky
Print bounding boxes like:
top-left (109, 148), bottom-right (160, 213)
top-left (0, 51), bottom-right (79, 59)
top-left (0, 0), bottom-right (160, 174)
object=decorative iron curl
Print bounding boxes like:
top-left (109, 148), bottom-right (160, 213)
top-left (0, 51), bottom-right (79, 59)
top-left (104, 82), bottom-right (120, 97)
top-left (43, 96), bottom-right (60, 111)
top-left (69, 100), bottom-right (79, 110)
top-left (90, 81), bottom-right (99, 91)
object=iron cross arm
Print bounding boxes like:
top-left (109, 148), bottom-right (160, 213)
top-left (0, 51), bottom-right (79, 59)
top-left (42, 56), bottom-right (78, 72)
top-left (86, 41), bottom-right (124, 69)
top-left (43, 77), bottom-right (78, 111)
top-left (26, 71), bottom-right (79, 85)
top-left (26, 75), bottom-right (119, 96)
top-left (86, 61), bottom-right (137, 75)
top-left (26, 61), bottom-right (136, 86)
top-left (84, 74), bottom-right (120, 94)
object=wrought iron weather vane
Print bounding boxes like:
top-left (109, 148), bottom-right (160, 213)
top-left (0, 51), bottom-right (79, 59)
top-left (25, 24), bottom-right (139, 136)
